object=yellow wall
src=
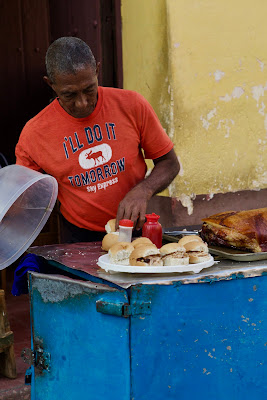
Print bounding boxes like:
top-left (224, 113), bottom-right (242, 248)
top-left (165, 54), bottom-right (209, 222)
top-left (121, 0), bottom-right (267, 204)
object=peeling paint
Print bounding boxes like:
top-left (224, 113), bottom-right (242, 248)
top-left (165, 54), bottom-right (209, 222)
top-left (207, 108), bottom-right (217, 120)
top-left (200, 116), bottom-right (210, 130)
top-left (200, 108), bottom-right (217, 130)
top-left (219, 87), bottom-right (244, 102)
top-left (177, 155), bottom-right (184, 176)
top-left (219, 93), bottom-right (232, 102)
top-left (217, 119), bottom-right (234, 138)
top-left (259, 101), bottom-right (265, 116)
top-left (33, 278), bottom-right (87, 303)
top-left (178, 193), bottom-right (196, 215)
top-left (31, 274), bottom-right (115, 302)
top-left (252, 84), bottom-right (266, 104)
top-left (257, 58), bottom-right (265, 71)
top-left (214, 70), bottom-right (225, 81)
top-left (232, 86), bottom-right (244, 98)
top-left (206, 193), bottom-right (214, 201)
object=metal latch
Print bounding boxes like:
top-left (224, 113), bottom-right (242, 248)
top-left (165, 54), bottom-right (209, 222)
top-left (96, 300), bottom-right (151, 317)
top-left (21, 344), bottom-right (51, 372)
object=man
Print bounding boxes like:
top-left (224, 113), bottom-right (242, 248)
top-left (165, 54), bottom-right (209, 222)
top-left (16, 37), bottom-right (179, 243)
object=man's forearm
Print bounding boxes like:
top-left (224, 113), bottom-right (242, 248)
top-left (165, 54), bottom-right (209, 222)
top-left (115, 148), bottom-right (179, 229)
top-left (136, 148), bottom-right (180, 199)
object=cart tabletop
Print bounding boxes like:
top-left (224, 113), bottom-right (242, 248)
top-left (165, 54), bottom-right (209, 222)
top-left (29, 242), bottom-right (267, 289)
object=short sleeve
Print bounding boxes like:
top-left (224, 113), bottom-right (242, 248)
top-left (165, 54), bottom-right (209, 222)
top-left (134, 92), bottom-right (174, 159)
top-left (15, 126), bottom-right (44, 172)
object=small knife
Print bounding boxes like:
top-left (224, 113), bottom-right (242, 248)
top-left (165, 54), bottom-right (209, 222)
top-left (163, 230), bottom-right (200, 236)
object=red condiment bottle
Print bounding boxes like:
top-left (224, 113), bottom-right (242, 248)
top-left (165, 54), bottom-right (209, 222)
top-left (142, 213), bottom-right (162, 248)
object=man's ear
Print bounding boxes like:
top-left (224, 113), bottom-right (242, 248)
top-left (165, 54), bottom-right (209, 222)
top-left (43, 76), bottom-right (53, 88)
top-left (96, 62), bottom-right (100, 78)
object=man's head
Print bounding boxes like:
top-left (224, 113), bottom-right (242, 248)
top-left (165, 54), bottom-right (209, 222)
top-left (44, 37), bottom-right (100, 118)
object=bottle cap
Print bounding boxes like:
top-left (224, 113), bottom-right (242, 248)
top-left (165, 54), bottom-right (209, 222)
top-left (119, 219), bottom-right (134, 227)
top-left (145, 213), bottom-right (160, 222)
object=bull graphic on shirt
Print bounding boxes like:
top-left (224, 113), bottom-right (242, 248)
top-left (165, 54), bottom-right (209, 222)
top-left (79, 144), bottom-right (112, 169)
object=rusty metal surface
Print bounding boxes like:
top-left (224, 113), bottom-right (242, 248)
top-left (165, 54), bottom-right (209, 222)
top-left (29, 242), bottom-right (267, 289)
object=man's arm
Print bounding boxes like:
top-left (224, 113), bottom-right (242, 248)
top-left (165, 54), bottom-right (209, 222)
top-left (116, 148), bottom-right (179, 230)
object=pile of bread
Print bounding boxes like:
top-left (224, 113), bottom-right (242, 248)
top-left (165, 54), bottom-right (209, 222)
top-left (102, 219), bottom-right (212, 267)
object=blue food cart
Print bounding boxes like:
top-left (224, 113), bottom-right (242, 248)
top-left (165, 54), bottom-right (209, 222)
top-left (25, 242), bottom-right (267, 400)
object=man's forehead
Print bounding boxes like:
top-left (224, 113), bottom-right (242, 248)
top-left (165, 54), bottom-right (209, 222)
top-left (53, 66), bottom-right (96, 84)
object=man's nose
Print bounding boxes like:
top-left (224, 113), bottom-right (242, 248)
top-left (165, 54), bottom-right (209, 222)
top-left (75, 94), bottom-right (88, 109)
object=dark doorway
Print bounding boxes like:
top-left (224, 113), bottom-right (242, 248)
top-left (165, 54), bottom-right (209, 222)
top-left (0, 0), bottom-right (122, 164)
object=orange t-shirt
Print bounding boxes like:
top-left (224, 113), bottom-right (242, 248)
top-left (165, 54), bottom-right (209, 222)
top-left (16, 86), bottom-right (174, 231)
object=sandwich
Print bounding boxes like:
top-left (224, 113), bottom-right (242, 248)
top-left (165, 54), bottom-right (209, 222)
top-left (108, 242), bottom-right (134, 265)
top-left (160, 243), bottom-right (189, 266)
top-left (105, 218), bottom-right (117, 233)
top-left (131, 237), bottom-right (153, 248)
top-left (130, 245), bottom-right (163, 266)
top-left (101, 232), bottom-right (119, 251)
top-left (184, 241), bottom-right (211, 264)
top-left (177, 235), bottom-right (203, 247)
top-left (201, 208), bottom-right (267, 253)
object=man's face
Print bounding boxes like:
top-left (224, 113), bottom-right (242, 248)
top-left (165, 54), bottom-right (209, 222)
top-left (48, 64), bottom-right (99, 118)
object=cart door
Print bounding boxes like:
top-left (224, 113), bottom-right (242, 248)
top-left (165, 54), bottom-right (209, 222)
top-left (129, 277), bottom-right (267, 400)
top-left (28, 272), bottom-right (130, 400)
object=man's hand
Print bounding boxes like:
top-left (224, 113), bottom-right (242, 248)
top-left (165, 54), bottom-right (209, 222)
top-left (116, 184), bottom-right (153, 231)
top-left (115, 148), bottom-right (179, 230)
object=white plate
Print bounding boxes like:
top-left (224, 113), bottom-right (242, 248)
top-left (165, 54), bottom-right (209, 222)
top-left (97, 254), bottom-right (215, 274)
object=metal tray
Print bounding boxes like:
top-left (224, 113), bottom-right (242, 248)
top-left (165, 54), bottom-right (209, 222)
top-left (208, 245), bottom-right (267, 262)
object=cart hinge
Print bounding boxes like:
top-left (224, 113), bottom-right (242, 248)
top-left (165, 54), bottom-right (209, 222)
top-left (96, 300), bottom-right (151, 317)
top-left (21, 344), bottom-right (51, 372)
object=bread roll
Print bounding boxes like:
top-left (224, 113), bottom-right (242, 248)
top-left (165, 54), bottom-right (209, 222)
top-left (108, 242), bottom-right (134, 265)
top-left (131, 237), bottom-right (153, 248)
top-left (130, 245), bottom-right (163, 266)
top-left (184, 241), bottom-right (211, 264)
top-left (105, 219), bottom-right (117, 233)
top-left (160, 243), bottom-right (189, 266)
top-left (101, 232), bottom-right (119, 251)
top-left (177, 235), bottom-right (203, 247)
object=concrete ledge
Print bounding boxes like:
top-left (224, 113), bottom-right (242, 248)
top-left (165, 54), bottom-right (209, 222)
top-left (147, 188), bottom-right (267, 228)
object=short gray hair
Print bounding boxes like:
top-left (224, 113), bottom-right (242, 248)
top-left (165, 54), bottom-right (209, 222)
top-left (45, 37), bottom-right (96, 82)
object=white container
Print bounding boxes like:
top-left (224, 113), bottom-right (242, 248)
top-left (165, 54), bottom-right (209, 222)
top-left (118, 219), bottom-right (134, 243)
top-left (0, 165), bottom-right (58, 270)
